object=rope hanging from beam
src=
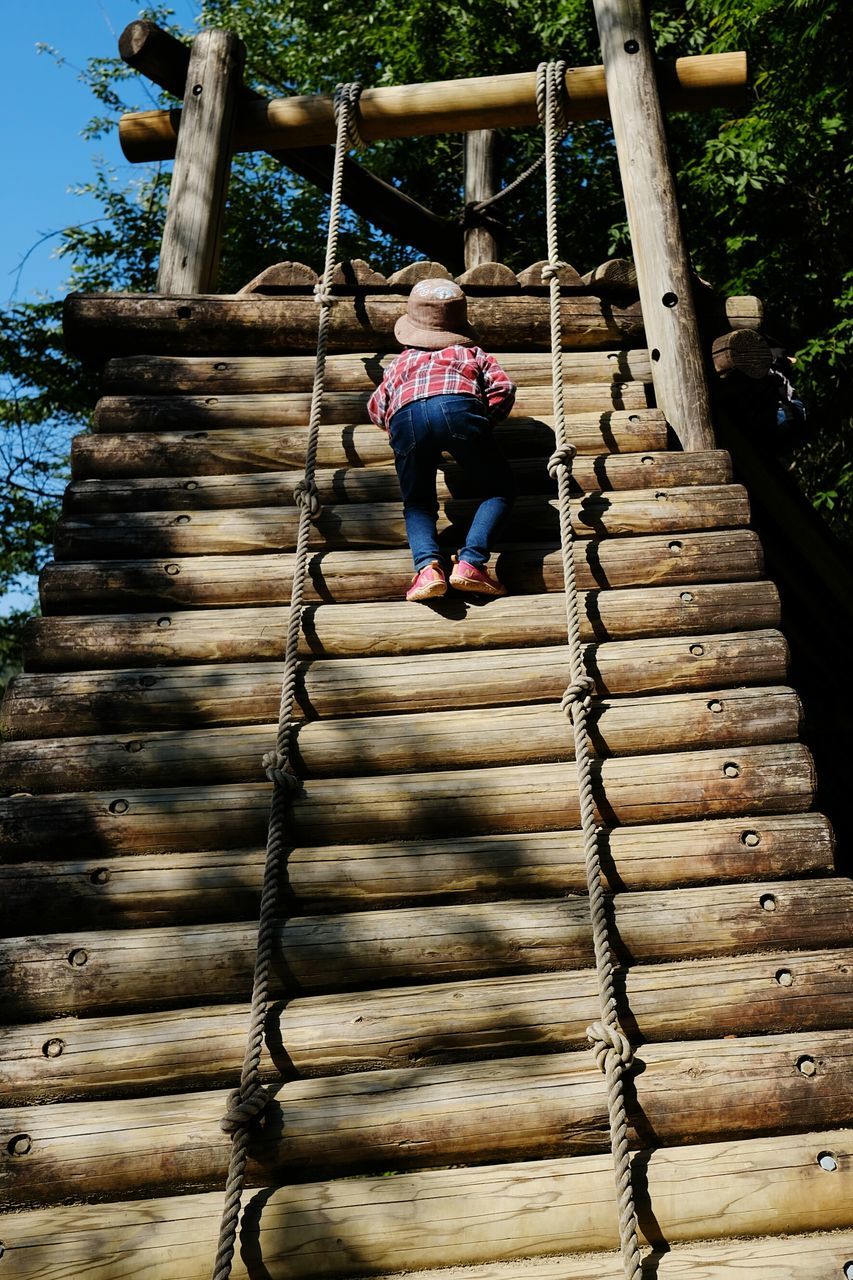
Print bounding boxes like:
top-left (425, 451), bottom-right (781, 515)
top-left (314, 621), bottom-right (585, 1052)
top-left (208, 81), bottom-right (364, 1280)
top-left (537, 58), bottom-right (643, 1280)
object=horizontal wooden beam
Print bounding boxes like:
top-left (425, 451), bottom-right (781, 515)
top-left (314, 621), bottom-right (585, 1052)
top-left (63, 292), bottom-right (645, 359)
top-left (0, 1129), bottom-right (850, 1278)
top-left (70, 411), bottom-right (667, 482)
top-left (2, 946), bottom-right (848, 1100)
top-left (118, 20), bottom-right (464, 265)
top-left (52, 486), bottom-right (751, 560)
top-left (0, 743), bottom-right (814, 856)
top-left (3, 1031), bottom-right (852, 1204)
top-left (0, 685), bottom-right (801, 793)
top-left (36, 530), bottom-right (765, 613)
top-left (100, 349), bottom-right (654, 394)
top-left (23, 580), bottom-right (781, 671)
top-left (62, 452), bottom-right (732, 514)
top-left (118, 52), bottom-right (749, 162)
top-left (0, 813), bottom-right (833, 930)
top-left (2, 879), bottom-right (845, 1019)
top-left (89, 385), bottom-right (652, 433)
top-left (1, 630), bottom-right (789, 739)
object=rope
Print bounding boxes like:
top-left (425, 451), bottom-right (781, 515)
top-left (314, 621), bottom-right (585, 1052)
top-left (537, 60), bottom-right (643, 1280)
top-left (209, 81), bottom-right (363, 1280)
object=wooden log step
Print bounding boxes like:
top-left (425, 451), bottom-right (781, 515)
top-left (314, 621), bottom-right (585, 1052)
top-left (2, 630), bottom-right (790, 739)
top-left (2, 880), bottom-right (848, 1019)
top-left (63, 452), bottom-right (732, 515)
top-left (2, 1129), bottom-right (853, 1276)
top-left (355, 1233), bottom-right (853, 1280)
top-left (90, 383), bottom-right (651, 432)
top-left (24, 581), bottom-right (781, 672)
top-left (3, 946), bottom-right (850, 1102)
top-left (3, 1030), bottom-right (853, 1205)
top-left (72, 411), bottom-right (668, 480)
top-left (0, 686), bottom-right (802, 794)
top-left (0, 813), bottom-right (833, 931)
top-left (0, 743), bottom-right (815, 856)
top-left (102, 349), bottom-right (655, 395)
top-left (37, 530), bottom-right (765, 613)
top-left (63, 291), bottom-right (646, 357)
top-left (53, 486), bottom-right (752, 559)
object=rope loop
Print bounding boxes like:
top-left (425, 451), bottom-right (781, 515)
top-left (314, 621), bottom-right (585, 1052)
top-left (313, 281), bottom-right (336, 307)
top-left (587, 1019), bottom-right (635, 1072)
top-left (536, 60), bottom-right (569, 132)
top-left (261, 750), bottom-right (302, 793)
top-left (561, 675), bottom-right (595, 720)
top-left (220, 1082), bottom-right (270, 1135)
top-left (547, 443), bottom-right (577, 477)
top-left (541, 261), bottom-right (571, 282)
top-left (333, 81), bottom-right (365, 151)
top-left (293, 478), bottom-right (322, 519)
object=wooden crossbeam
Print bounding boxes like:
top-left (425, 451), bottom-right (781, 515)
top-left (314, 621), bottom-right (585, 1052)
top-left (120, 20), bottom-right (463, 266)
top-left (119, 52), bottom-right (748, 162)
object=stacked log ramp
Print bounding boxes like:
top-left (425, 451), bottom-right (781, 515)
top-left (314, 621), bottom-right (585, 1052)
top-left (2, 265), bottom-right (853, 1278)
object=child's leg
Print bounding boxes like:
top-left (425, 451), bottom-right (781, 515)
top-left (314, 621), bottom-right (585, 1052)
top-left (440, 398), bottom-right (514, 564)
top-left (388, 401), bottom-right (442, 569)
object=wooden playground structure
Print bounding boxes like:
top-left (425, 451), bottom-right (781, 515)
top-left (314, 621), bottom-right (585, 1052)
top-left (1, 1), bottom-right (853, 1275)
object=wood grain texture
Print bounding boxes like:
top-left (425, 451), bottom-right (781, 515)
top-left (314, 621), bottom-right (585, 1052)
top-left (63, 292), bottom-right (645, 358)
top-left (37, 530), bottom-right (765, 612)
top-left (0, 813), bottom-right (832, 931)
top-left (592, 0), bottom-right (713, 449)
top-left (463, 130), bottom-right (499, 267)
top-left (1, 630), bottom-right (789, 739)
top-left (2, 947), bottom-right (849, 1100)
top-left (72, 412), bottom-right (667, 480)
top-left (117, 52), bottom-right (748, 160)
top-left (62, 452), bottom-right (732, 514)
top-left (156, 30), bottom-right (244, 293)
top-left (90, 384), bottom-right (651, 433)
top-left (24, 581), bottom-right (781, 670)
top-left (0, 743), bottom-right (814, 856)
top-left (0, 1128), bottom-right (850, 1279)
top-left (0, 685), bottom-right (802, 793)
top-left (2, 879), bottom-right (848, 1019)
top-left (102, 349), bottom-right (654, 394)
top-left (52, 486), bottom-right (752, 560)
top-left (3, 1031), bottom-right (853, 1204)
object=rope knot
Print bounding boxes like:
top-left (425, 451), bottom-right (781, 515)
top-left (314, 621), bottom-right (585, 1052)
top-left (334, 81), bottom-right (365, 151)
top-left (547, 444), bottom-right (577, 477)
top-left (293, 478), bottom-right (322, 518)
top-left (587, 1019), bottom-right (634, 1072)
top-left (313, 280), bottom-right (336, 308)
top-left (561, 675), bottom-right (595, 720)
top-left (535, 60), bottom-right (569, 131)
top-left (262, 750), bottom-right (301, 793)
top-left (220, 1082), bottom-right (270, 1135)
top-left (541, 261), bottom-right (570, 282)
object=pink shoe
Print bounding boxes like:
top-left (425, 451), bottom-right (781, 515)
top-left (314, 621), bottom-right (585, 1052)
top-left (448, 557), bottom-right (506, 597)
top-left (406, 560), bottom-right (448, 602)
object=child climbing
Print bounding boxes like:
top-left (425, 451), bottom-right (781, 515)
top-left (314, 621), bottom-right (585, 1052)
top-left (367, 278), bottom-right (517, 602)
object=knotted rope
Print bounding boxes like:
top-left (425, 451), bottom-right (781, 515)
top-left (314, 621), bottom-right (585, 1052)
top-left (537, 60), bottom-right (643, 1280)
top-left (209, 81), bottom-right (364, 1280)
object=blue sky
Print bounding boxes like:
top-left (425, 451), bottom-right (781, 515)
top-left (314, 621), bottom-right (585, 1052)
top-left (2, 2), bottom-right (200, 306)
top-left (1, 3), bottom-right (200, 614)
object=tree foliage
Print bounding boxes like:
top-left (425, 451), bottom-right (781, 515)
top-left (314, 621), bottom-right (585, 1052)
top-left (1, 0), bottom-right (851, 691)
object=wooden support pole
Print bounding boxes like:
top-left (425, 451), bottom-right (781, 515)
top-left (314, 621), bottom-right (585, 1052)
top-left (592, 0), bottom-right (714, 451)
top-left (464, 130), bottom-right (499, 268)
top-left (118, 53), bottom-right (749, 161)
top-left (156, 30), bottom-right (244, 293)
top-left (120, 21), bottom-right (463, 267)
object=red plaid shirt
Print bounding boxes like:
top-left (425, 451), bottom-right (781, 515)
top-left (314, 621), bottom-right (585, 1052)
top-left (367, 345), bottom-right (516, 430)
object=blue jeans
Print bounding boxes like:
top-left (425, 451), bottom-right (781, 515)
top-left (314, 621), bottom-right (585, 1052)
top-left (388, 394), bottom-right (515, 571)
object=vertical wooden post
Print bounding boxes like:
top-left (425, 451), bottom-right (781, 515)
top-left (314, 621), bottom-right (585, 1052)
top-left (157, 29), bottom-right (245, 294)
top-left (464, 129), bottom-right (499, 268)
top-left (591, 0), bottom-right (715, 450)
